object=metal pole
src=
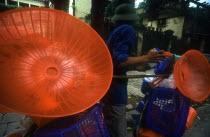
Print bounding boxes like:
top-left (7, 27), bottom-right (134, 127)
top-left (113, 74), bottom-right (169, 79)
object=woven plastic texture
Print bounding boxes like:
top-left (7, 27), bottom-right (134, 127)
top-left (34, 104), bottom-right (110, 137)
top-left (0, 8), bottom-right (113, 117)
top-left (145, 88), bottom-right (190, 137)
top-left (174, 50), bottom-right (210, 102)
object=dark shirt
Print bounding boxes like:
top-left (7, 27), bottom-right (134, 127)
top-left (103, 24), bottom-right (136, 105)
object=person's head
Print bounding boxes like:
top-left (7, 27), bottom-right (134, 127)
top-left (111, 4), bottom-right (140, 26)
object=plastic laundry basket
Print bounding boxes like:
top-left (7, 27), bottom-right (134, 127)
top-left (144, 88), bottom-right (191, 137)
top-left (34, 104), bottom-right (110, 137)
top-left (0, 8), bottom-right (113, 117)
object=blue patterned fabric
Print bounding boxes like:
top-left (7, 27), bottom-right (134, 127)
top-left (103, 24), bottom-right (136, 105)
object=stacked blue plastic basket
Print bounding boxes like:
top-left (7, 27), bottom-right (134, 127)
top-left (34, 104), bottom-right (110, 137)
top-left (144, 88), bottom-right (191, 137)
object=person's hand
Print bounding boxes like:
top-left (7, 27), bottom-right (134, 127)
top-left (144, 49), bottom-right (166, 63)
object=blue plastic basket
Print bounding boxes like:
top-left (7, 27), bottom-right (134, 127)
top-left (34, 104), bottom-right (110, 137)
top-left (144, 88), bottom-right (190, 137)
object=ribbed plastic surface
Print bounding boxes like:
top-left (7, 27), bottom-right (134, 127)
top-left (145, 88), bottom-right (190, 137)
top-left (34, 104), bottom-right (110, 137)
top-left (0, 8), bottom-right (113, 117)
top-left (174, 50), bottom-right (210, 102)
top-left (0, 104), bottom-right (12, 113)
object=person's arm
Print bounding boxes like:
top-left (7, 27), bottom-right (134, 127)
top-left (118, 49), bottom-right (166, 68)
top-left (109, 26), bottom-right (165, 69)
top-left (118, 56), bottom-right (148, 67)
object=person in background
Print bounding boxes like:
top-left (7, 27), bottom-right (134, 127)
top-left (101, 4), bottom-right (166, 137)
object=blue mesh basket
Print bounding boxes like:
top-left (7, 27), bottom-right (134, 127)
top-left (144, 88), bottom-right (190, 137)
top-left (34, 104), bottom-right (110, 137)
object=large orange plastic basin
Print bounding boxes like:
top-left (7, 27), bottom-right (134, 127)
top-left (0, 8), bottom-right (113, 117)
top-left (174, 50), bottom-right (210, 102)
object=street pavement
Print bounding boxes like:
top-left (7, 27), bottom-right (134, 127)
top-left (0, 113), bottom-right (25, 137)
top-left (183, 105), bottom-right (210, 137)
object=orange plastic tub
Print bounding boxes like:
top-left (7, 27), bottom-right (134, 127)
top-left (0, 8), bottom-right (113, 117)
top-left (0, 104), bottom-right (13, 113)
top-left (174, 50), bottom-right (210, 102)
top-left (138, 127), bottom-right (164, 137)
top-left (186, 107), bottom-right (197, 130)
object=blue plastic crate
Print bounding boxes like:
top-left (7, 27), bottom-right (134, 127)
top-left (34, 104), bottom-right (110, 137)
top-left (144, 88), bottom-right (190, 137)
